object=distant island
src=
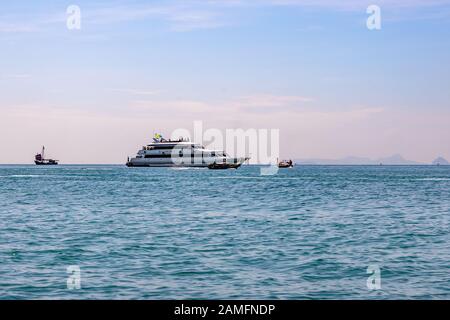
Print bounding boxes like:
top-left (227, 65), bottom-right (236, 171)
top-left (432, 157), bottom-right (450, 166)
top-left (295, 154), bottom-right (449, 165)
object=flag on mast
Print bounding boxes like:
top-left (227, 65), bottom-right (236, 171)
top-left (153, 133), bottom-right (162, 142)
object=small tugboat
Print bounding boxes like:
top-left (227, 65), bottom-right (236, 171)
top-left (278, 159), bottom-right (293, 168)
top-left (35, 146), bottom-right (58, 165)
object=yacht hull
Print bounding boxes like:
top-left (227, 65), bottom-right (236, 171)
top-left (126, 157), bottom-right (248, 168)
top-left (126, 162), bottom-right (209, 168)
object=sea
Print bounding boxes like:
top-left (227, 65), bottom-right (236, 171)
top-left (0, 165), bottom-right (449, 299)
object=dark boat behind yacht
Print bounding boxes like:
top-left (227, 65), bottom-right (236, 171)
top-left (207, 160), bottom-right (248, 170)
top-left (35, 146), bottom-right (58, 165)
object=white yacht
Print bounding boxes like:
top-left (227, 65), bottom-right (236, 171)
top-left (126, 135), bottom-right (249, 168)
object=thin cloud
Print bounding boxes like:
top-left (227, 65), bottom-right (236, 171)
top-left (0, 3), bottom-right (225, 34)
top-left (80, 3), bottom-right (228, 32)
top-left (206, 0), bottom-right (450, 9)
top-left (0, 23), bottom-right (39, 33)
top-left (108, 88), bottom-right (161, 96)
top-left (130, 94), bottom-right (315, 115)
top-left (234, 94), bottom-right (314, 107)
top-left (2, 74), bottom-right (32, 79)
top-left (131, 99), bottom-right (213, 114)
top-left (77, 0), bottom-right (450, 30)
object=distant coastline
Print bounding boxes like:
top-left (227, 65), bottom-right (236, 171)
top-left (294, 155), bottom-right (449, 166)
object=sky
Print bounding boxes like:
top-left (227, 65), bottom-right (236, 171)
top-left (1, 0), bottom-right (450, 164)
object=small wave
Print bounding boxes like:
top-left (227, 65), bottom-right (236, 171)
top-left (8, 175), bottom-right (43, 178)
top-left (211, 176), bottom-right (303, 180)
top-left (416, 178), bottom-right (450, 181)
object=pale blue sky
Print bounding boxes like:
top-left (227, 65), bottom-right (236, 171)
top-left (1, 0), bottom-right (450, 163)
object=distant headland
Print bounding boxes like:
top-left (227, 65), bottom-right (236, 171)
top-left (432, 157), bottom-right (450, 166)
top-left (295, 154), bottom-right (449, 165)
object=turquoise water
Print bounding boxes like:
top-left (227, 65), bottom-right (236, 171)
top-left (1, 165), bottom-right (449, 299)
